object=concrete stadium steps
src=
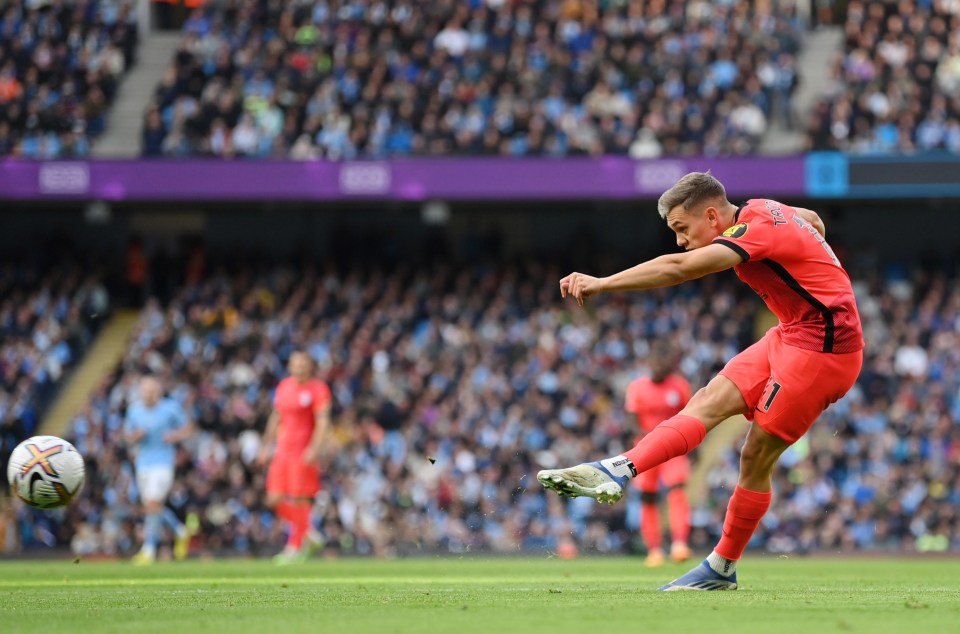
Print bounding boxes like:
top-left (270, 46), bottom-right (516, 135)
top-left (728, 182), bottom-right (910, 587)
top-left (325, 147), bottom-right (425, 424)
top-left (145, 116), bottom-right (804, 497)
top-left (40, 309), bottom-right (140, 438)
top-left (760, 26), bottom-right (844, 155)
top-left (93, 33), bottom-right (183, 158)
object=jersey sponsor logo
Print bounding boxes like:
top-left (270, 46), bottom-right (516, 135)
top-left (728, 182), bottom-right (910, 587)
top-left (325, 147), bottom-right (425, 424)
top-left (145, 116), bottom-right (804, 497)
top-left (299, 391), bottom-right (313, 407)
top-left (722, 222), bottom-right (748, 238)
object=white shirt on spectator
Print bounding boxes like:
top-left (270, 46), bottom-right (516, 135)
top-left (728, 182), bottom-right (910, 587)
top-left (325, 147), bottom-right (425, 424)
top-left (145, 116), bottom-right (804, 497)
top-left (894, 343), bottom-right (928, 378)
top-left (730, 102), bottom-right (766, 136)
top-left (629, 128), bottom-right (663, 159)
top-left (936, 52), bottom-right (960, 97)
top-left (435, 25), bottom-right (469, 56)
top-left (232, 116), bottom-right (260, 156)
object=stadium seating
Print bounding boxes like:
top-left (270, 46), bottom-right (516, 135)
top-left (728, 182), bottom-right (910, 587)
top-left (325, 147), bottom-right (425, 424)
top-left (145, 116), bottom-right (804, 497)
top-left (142, 0), bottom-right (802, 158)
top-left (806, 0), bottom-right (960, 153)
top-left (0, 0), bottom-right (138, 158)
top-left (3, 249), bottom-right (955, 556)
top-left (55, 259), bottom-right (754, 556)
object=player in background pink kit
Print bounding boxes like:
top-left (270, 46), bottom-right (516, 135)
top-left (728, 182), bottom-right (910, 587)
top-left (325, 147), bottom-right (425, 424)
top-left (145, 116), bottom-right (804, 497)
top-left (625, 342), bottom-right (693, 567)
top-left (258, 351), bottom-right (331, 563)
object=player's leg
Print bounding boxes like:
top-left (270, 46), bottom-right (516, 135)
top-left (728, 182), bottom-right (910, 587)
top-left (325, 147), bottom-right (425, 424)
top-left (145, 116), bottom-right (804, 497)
top-left (655, 334), bottom-right (774, 589)
top-left (138, 499), bottom-right (164, 563)
top-left (134, 466), bottom-right (174, 564)
top-left (266, 457), bottom-right (301, 561)
top-left (659, 424), bottom-right (786, 591)
top-left (276, 460), bottom-right (321, 563)
top-left (287, 496), bottom-right (312, 548)
top-left (661, 339), bottom-right (863, 590)
top-left (266, 456), bottom-right (295, 526)
top-left (160, 505), bottom-right (194, 561)
top-left (538, 374), bottom-right (748, 504)
top-left (637, 467), bottom-right (664, 566)
top-left (660, 455), bottom-right (693, 563)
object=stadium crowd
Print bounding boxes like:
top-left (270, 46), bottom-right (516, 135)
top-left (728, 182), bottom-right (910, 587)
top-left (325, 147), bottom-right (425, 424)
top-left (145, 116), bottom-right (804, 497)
top-left (142, 0), bottom-right (802, 159)
top-left (41, 256), bottom-right (753, 557)
top-left (0, 0), bottom-right (138, 158)
top-left (4, 248), bottom-right (955, 558)
top-left (806, 0), bottom-right (960, 153)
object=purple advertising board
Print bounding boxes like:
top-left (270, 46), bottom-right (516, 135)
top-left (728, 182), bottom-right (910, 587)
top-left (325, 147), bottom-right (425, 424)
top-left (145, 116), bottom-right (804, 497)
top-left (0, 157), bottom-right (806, 201)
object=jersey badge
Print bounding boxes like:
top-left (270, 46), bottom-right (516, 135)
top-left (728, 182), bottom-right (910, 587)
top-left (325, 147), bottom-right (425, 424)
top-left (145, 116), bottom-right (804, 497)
top-left (722, 222), bottom-right (748, 238)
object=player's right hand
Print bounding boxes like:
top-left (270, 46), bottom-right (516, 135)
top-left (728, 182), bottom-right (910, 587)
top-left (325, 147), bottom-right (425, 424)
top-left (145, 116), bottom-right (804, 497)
top-left (255, 447), bottom-right (271, 467)
top-left (559, 272), bottom-right (604, 307)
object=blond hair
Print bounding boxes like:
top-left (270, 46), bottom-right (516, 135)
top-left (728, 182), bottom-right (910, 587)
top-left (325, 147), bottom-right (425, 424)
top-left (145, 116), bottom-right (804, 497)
top-left (657, 171), bottom-right (727, 219)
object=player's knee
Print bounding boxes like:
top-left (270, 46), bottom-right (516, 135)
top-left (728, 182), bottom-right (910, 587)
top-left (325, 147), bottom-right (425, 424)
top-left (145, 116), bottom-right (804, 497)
top-left (265, 494), bottom-right (283, 509)
top-left (640, 491), bottom-right (659, 504)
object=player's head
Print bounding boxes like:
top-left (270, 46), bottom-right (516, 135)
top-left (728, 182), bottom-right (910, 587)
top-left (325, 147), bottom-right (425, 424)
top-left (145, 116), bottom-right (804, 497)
top-left (649, 341), bottom-right (677, 383)
top-left (658, 171), bottom-right (736, 250)
top-left (139, 376), bottom-right (162, 406)
top-left (288, 351), bottom-right (314, 382)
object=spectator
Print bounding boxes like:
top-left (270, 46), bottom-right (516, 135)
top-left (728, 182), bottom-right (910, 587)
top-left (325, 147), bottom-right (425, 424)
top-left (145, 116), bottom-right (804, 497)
top-left (36, 256), bottom-right (753, 557)
top-left (808, 0), bottom-right (960, 153)
top-left (0, 0), bottom-right (138, 158)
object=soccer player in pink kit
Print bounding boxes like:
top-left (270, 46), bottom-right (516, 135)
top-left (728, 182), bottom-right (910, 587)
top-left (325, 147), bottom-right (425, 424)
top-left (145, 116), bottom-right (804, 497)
top-left (625, 342), bottom-right (693, 567)
top-left (258, 351), bottom-right (331, 563)
top-left (539, 172), bottom-right (863, 590)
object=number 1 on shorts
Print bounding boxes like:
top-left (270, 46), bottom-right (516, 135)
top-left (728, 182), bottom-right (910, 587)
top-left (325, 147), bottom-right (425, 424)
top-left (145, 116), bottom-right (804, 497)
top-left (759, 379), bottom-right (782, 413)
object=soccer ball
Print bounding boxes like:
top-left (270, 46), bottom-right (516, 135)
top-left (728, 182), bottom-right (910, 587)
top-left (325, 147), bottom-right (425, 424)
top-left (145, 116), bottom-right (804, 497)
top-left (7, 435), bottom-right (85, 509)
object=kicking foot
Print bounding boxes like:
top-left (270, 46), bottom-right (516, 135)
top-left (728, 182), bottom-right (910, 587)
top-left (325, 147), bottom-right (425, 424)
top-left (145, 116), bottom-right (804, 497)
top-left (658, 560), bottom-right (738, 591)
top-left (131, 551), bottom-right (155, 566)
top-left (537, 461), bottom-right (628, 505)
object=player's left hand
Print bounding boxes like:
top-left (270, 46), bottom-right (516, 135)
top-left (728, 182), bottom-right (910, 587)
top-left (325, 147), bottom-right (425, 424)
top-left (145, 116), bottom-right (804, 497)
top-left (302, 446), bottom-right (319, 464)
top-left (163, 431), bottom-right (179, 444)
top-left (559, 272), bottom-right (604, 307)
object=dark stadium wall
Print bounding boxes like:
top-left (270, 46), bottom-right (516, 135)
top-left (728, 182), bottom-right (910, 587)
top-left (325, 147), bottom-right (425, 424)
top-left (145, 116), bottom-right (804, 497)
top-left (2, 200), bottom-right (959, 268)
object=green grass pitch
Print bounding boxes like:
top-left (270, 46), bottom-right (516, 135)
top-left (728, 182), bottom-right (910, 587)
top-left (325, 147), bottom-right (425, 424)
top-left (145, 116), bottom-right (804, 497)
top-left (1, 557), bottom-right (957, 633)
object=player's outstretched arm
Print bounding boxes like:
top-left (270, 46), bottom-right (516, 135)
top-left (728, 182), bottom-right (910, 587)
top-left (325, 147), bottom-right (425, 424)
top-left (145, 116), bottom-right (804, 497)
top-left (794, 207), bottom-right (826, 237)
top-left (560, 243), bottom-right (742, 306)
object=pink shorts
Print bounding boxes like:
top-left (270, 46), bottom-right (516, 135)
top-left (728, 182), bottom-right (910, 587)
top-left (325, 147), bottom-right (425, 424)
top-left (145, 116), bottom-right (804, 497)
top-left (719, 328), bottom-right (862, 443)
top-left (266, 451), bottom-right (320, 498)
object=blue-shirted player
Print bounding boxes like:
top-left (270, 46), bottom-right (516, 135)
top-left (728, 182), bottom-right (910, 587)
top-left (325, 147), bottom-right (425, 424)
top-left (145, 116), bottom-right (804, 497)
top-left (124, 376), bottom-right (195, 564)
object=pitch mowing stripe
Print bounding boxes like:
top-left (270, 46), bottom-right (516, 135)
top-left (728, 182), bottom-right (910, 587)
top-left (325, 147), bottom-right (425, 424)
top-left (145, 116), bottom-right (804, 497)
top-left (0, 575), bottom-right (640, 589)
top-left (4, 577), bottom-right (958, 595)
